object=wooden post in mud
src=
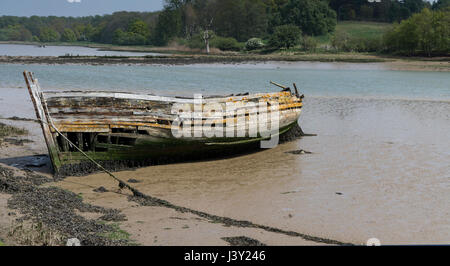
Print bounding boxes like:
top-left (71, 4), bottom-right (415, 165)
top-left (23, 71), bottom-right (62, 174)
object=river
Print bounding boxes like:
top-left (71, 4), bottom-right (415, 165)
top-left (0, 61), bottom-right (448, 245)
top-left (0, 43), bottom-right (164, 57)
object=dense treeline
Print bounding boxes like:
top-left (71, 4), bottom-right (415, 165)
top-left (151, 0), bottom-right (337, 44)
top-left (1, 0), bottom-right (432, 44)
top-left (0, 12), bottom-right (159, 44)
top-left (0, 0), bottom-right (448, 56)
top-left (329, 0), bottom-right (432, 22)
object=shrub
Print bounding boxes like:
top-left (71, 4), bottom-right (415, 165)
top-left (112, 29), bottom-right (147, 45)
top-left (269, 24), bottom-right (302, 49)
top-left (331, 29), bottom-right (351, 51)
top-left (186, 34), bottom-right (205, 49)
top-left (302, 36), bottom-right (319, 52)
top-left (349, 37), bottom-right (382, 52)
top-left (245, 38), bottom-right (265, 50)
top-left (211, 36), bottom-right (242, 51)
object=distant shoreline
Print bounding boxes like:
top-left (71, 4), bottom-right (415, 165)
top-left (0, 55), bottom-right (448, 72)
top-left (0, 42), bottom-right (449, 72)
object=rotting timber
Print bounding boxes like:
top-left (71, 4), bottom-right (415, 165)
top-left (23, 71), bottom-right (304, 177)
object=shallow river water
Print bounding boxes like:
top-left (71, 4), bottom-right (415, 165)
top-left (0, 43), bottom-right (164, 57)
top-left (0, 62), bottom-right (448, 244)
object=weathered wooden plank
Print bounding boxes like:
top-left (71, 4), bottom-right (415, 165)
top-left (23, 71), bottom-right (62, 172)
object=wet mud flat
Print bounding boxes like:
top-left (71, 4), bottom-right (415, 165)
top-left (1, 92), bottom-right (449, 245)
top-left (1, 55), bottom-right (448, 72)
top-left (0, 119), bottom-right (341, 246)
top-left (0, 161), bottom-right (344, 246)
top-left (0, 122), bottom-right (129, 245)
top-left (0, 55), bottom-right (386, 66)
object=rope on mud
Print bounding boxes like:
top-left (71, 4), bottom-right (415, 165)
top-left (36, 121), bottom-right (348, 245)
top-left (39, 119), bottom-right (136, 193)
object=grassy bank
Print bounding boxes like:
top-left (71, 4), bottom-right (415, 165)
top-left (314, 21), bottom-right (390, 45)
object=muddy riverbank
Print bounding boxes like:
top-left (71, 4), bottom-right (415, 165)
top-left (0, 54), bottom-right (448, 72)
top-left (1, 94), bottom-right (449, 245)
top-left (0, 60), bottom-right (448, 245)
top-left (0, 117), bottom-right (339, 246)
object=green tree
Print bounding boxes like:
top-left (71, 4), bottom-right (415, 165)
top-left (211, 0), bottom-right (268, 42)
top-left (269, 24), bottom-right (302, 49)
top-left (383, 8), bottom-right (450, 56)
top-left (112, 29), bottom-right (147, 45)
top-left (432, 0), bottom-right (450, 10)
top-left (39, 27), bottom-right (60, 42)
top-left (61, 28), bottom-right (77, 42)
top-left (277, 0), bottom-right (337, 36)
top-left (152, 8), bottom-right (182, 46)
top-left (128, 19), bottom-right (150, 38)
top-left (0, 25), bottom-right (32, 41)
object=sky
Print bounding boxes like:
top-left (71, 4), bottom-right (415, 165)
top-left (0, 0), bottom-right (165, 17)
top-left (0, 0), bottom-right (437, 17)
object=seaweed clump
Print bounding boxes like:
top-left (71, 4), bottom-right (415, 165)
top-left (0, 165), bottom-right (130, 246)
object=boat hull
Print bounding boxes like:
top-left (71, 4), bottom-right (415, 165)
top-left (23, 71), bottom-right (304, 177)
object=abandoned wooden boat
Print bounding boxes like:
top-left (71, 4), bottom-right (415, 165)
top-left (23, 71), bottom-right (303, 177)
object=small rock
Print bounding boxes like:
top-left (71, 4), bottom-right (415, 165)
top-left (127, 179), bottom-right (141, 183)
top-left (286, 149), bottom-right (313, 155)
top-left (93, 187), bottom-right (108, 193)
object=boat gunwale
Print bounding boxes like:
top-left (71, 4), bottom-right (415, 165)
top-left (42, 90), bottom-right (297, 104)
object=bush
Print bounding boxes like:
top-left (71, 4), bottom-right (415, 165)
top-left (245, 38), bottom-right (265, 50)
top-left (349, 37), bottom-right (382, 52)
top-left (185, 34), bottom-right (205, 49)
top-left (302, 36), bottom-right (319, 52)
top-left (211, 36), bottom-right (242, 51)
top-left (112, 29), bottom-right (147, 45)
top-left (269, 24), bottom-right (302, 49)
top-left (331, 29), bottom-right (351, 51)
